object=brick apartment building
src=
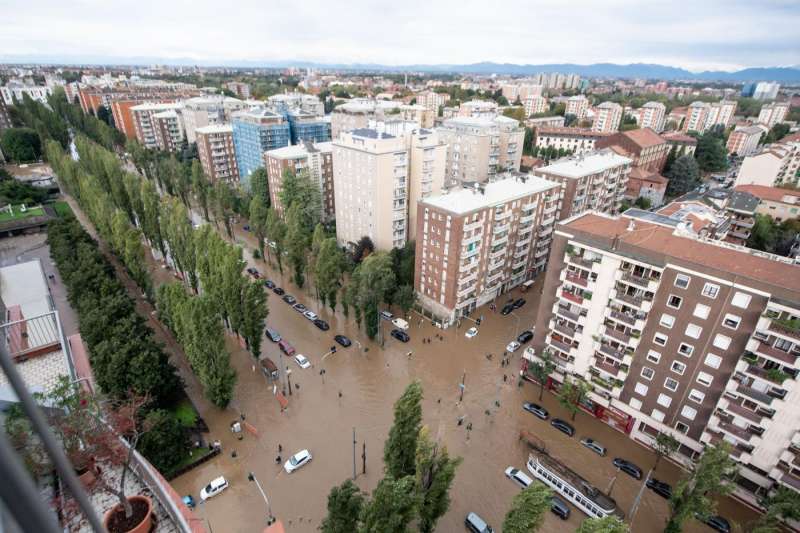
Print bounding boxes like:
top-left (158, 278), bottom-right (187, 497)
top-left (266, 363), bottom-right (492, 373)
top-left (596, 128), bottom-right (671, 174)
top-left (130, 102), bottom-right (186, 152)
top-left (196, 124), bottom-right (239, 183)
top-left (528, 211), bottom-right (800, 506)
top-left (414, 174), bottom-right (562, 324)
top-left (264, 140), bottom-right (334, 221)
top-left (727, 126), bottom-right (767, 157)
top-left (592, 102), bottom-right (623, 133)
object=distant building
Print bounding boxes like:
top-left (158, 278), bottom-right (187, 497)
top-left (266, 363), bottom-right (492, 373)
top-left (0, 98), bottom-right (11, 131)
top-left (231, 108), bottom-right (291, 186)
top-left (398, 104), bottom-right (435, 129)
top-left (0, 81), bottom-right (52, 105)
top-left (596, 128), bottom-right (671, 174)
top-left (330, 98), bottom-right (403, 139)
top-left (415, 91), bottom-right (450, 113)
top-left (683, 100), bottom-right (737, 133)
top-left (661, 131), bottom-right (698, 157)
top-left (285, 109), bottom-right (331, 145)
top-left (525, 116), bottom-right (566, 129)
top-left (628, 102), bottom-right (666, 132)
top-left (264, 141), bottom-right (334, 220)
top-left (181, 96), bottom-right (246, 144)
top-left (437, 115), bottom-right (524, 185)
top-left (757, 102), bottom-right (790, 129)
top-left (224, 81), bottom-right (251, 99)
top-left (625, 169), bottom-right (669, 207)
top-left (565, 95), bottom-right (589, 120)
top-left (458, 100), bottom-right (499, 119)
top-left (523, 95), bottom-right (549, 117)
top-left (130, 102), bottom-right (186, 152)
top-left (735, 133), bottom-right (800, 188)
top-left (268, 92), bottom-right (325, 116)
top-left (534, 127), bottom-right (611, 155)
top-left (752, 82), bottom-right (781, 101)
top-left (592, 102), bottom-right (623, 133)
top-left (534, 149), bottom-right (632, 219)
top-left (414, 174), bottom-right (562, 324)
top-left (726, 126), bottom-right (767, 157)
top-left (196, 124), bottom-right (239, 183)
top-left (734, 185), bottom-right (800, 222)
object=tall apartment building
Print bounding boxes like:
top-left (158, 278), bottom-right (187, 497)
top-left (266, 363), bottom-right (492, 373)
top-left (285, 109), bottom-right (331, 144)
top-left (596, 128), bottom-right (671, 174)
top-left (661, 131), bottom-right (698, 157)
top-left (683, 100), bottom-right (737, 133)
top-left (592, 102), bottom-right (623, 133)
top-left (534, 149), bottom-right (632, 219)
top-left (523, 95), bottom-right (548, 117)
top-left (501, 83), bottom-right (543, 102)
top-left (758, 102), bottom-right (790, 129)
top-left (629, 102), bottom-right (666, 132)
top-left (130, 102), bottom-right (186, 152)
top-left (399, 104), bottom-right (435, 129)
top-left (534, 127), bottom-right (612, 155)
top-left (0, 81), bottom-right (52, 105)
top-left (565, 96), bottom-right (589, 120)
top-left (736, 133), bottom-right (800, 188)
top-left (231, 108), bottom-right (291, 186)
top-left (181, 96), bottom-right (246, 143)
top-left (330, 99), bottom-right (403, 139)
top-left (264, 141), bottom-right (334, 220)
top-left (224, 81), bottom-right (251, 99)
top-left (726, 126), bottom-right (767, 157)
top-left (414, 175), bottom-right (562, 324)
top-left (528, 211), bottom-right (800, 506)
top-left (406, 129), bottom-right (447, 241)
top-left (0, 98), bottom-right (11, 131)
top-left (437, 116), bottom-right (524, 185)
top-left (268, 92), bottom-right (325, 116)
top-left (458, 100), bottom-right (499, 119)
top-left (751, 82), bottom-right (780, 101)
top-left (196, 124), bottom-right (239, 183)
top-left (416, 91), bottom-right (450, 113)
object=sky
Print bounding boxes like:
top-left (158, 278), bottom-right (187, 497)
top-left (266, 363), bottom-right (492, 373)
top-left (1, 0), bottom-right (799, 71)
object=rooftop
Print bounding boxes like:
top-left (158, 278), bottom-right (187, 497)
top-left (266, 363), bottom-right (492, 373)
top-left (618, 127), bottom-right (666, 148)
top-left (660, 131), bottom-right (697, 145)
top-left (422, 174), bottom-right (560, 215)
top-left (536, 149), bottom-right (631, 179)
top-left (351, 128), bottom-right (395, 139)
top-left (726, 190), bottom-right (760, 213)
top-left (536, 126), bottom-right (610, 137)
top-left (0, 259), bottom-right (51, 318)
top-left (130, 102), bottom-right (183, 112)
top-left (195, 123), bottom-right (233, 135)
top-left (734, 185), bottom-right (800, 205)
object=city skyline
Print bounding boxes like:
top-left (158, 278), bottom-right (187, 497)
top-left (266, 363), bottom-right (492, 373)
top-left (1, 0), bottom-right (799, 72)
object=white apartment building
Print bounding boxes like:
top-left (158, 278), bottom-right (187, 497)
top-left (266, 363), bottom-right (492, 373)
top-left (592, 102), bottom-right (623, 133)
top-left (437, 116), bottom-right (525, 185)
top-left (181, 96), bottom-right (246, 144)
top-left (683, 100), bottom-right (737, 133)
top-left (735, 133), bottom-right (800, 188)
top-left (458, 100), bottom-right (499, 119)
top-left (330, 98), bottom-right (403, 139)
top-left (753, 82), bottom-right (780, 101)
top-left (407, 129), bottom-right (447, 241)
top-left (523, 95), bottom-right (548, 117)
top-left (534, 127), bottom-right (611, 155)
top-left (416, 91), bottom-right (450, 113)
top-left (565, 95), bottom-right (589, 120)
top-left (268, 92), bottom-right (325, 116)
top-left (758, 102), bottom-right (790, 129)
top-left (726, 126), bottom-right (766, 157)
top-left (264, 141), bottom-right (334, 221)
top-left (0, 81), bottom-right (52, 105)
top-left (501, 83), bottom-right (543, 102)
top-left (629, 102), bottom-right (666, 132)
top-left (130, 102), bottom-right (186, 152)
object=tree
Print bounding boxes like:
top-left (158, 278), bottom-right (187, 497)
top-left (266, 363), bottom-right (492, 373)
top-left (191, 159), bottom-right (211, 221)
top-left (240, 279), bottom-right (268, 358)
top-left (653, 432), bottom-right (680, 471)
top-left (577, 515), bottom-right (630, 533)
top-left (321, 480), bottom-right (365, 533)
top-left (351, 252), bottom-right (396, 339)
top-left (393, 285), bottom-right (416, 315)
top-left (665, 443), bottom-right (737, 533)
top-left (358, 476), bottom-right (418, 533)
top-left (279, 168), bottom-right (322, 231)
top-left (503, 107), bottom-right (526, 122)
top-left (0, 127), bottom-right (42, 162)
top-left (137, 409), bottom-right (188, 474)
top-left (352, 235), bottom-right (375, 263)
top-left (266, 208), bottom-right (287, 273)
top-left (564, 113), bottom-right (578, 127)
top-left (0, 179), bottom-right (49, 205)
top-left (502, 484), bottom-right (552, 533)
top-left (249, 195), bottom-right (269, 261)
top-left (558, 378), bottom-right (592, 421)
top-left (285, 202), bottom-right (310, 287)
top-left (665, 155), bottom-right (701, 198)
top-left (633, 196), bottom-right (652, 209)
top-left (212, 180), bottom-right (236, 238)
top-left (523, 127), bottom-right (534, 156)
top-left (695, 131), bottom-right (728, 173)
top-left (751, 487), bottom-right (800, 533)
top-left (315, 237), bottom-right (345, 311)
top-left (529, 349), bottom-right (556, 400)
top-left (249, 167), bottom-right (270, 207)
top-left (384, 381), bottom-right (423, 479)
top-left (415, 426), bottom-right (462, 533)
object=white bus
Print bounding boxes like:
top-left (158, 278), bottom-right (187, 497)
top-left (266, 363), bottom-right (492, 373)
top-left (527, 453), bottom-right (623, 519)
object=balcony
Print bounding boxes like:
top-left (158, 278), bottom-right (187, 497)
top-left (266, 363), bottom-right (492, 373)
top-left (620, 271), bottom-right (656, 289)
top-left (538, 226), bottom-right (553, 238)
top-left (567, 254), bottom-right (596, 271)
top-left (463, 233), bottom-right (482, 246)
top-left (565, 272), bottom-right (589, 288)
top-left (604, 327), bottom-right (631, 344)
top-left (493, 223), bottom-right (510, 234)
top-left (459, 260), bottom-right (478, 272)
top-left (561, 290), bottom-right (584, 305)
top-left (613, 291), bottom-right (644, 308)
top-left (493, 234), bottom-right (509, 247)
top-left (512, 259), bottom-right (527, 270)
top-left (487, 270), bottom-right (504, 285)
top-left (519, 214), bottom-right (536, 225)
top-left (495, 210), bottom-right (512, 221)
top-left (489, 247), bottom-right (506, 260)
top-left (555, 305), bottom-right (582, 323)
top-left (736, 384), bottom-right (775, 406)
top-left (554, 322), bottom-right (578, 339)
top-left (516, 235), bottom-right (533, 248)
top-left (598, 343), bottom-right (626, 361)
top-left (464, 220), bottom-right (483, 232)
top-left (522, 202), bottom-right (537, 211)
top-left (543, 204), bottom-right (558, 215)
top-left (463, 246), bottom-right (480, 259)
top-left (723, 398), bottom-right (769, 424)
top-left (753, 340), bottom-right (799, 366)
top-left (609, 310), bottom-right (636, 326)
top-left (740, 361), bottom-right (793, 386)
top-left (549, 338), bottom-right (574, 355)
top-left (768, 318), bottom-right (800, 342)
top-left (718, 420), bottom-right (760, 444)
top-left (594, 358), bottom-right (625, 378)
top-left (541, 216), bottom-right (556, 226)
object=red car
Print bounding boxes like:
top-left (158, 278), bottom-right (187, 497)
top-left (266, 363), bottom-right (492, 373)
top-left (278, 339), bottom-right (295, 356)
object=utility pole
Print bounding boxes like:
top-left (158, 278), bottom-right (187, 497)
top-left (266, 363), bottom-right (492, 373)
top-left (247, 472), bottom-right (275, 525)
top-left (286, 368), bottom-right (292, 396)
top-left (352, 427), bottom-right (357, 480)
top-left (362, 442), bottom-right (366, 475)
top-left (459, 370), bottom-right (466, 402)
top-left (629, 468), bottom-right (652, 521)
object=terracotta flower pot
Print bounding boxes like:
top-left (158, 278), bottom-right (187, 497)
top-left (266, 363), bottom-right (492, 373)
top-left (103, 495), bottom-right (153, 533)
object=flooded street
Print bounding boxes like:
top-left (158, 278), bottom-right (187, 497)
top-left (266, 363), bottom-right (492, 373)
top-left (166, 222), bottom-right (759, 533)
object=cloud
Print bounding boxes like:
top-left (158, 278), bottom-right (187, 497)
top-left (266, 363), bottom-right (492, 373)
top-left (1, 0), bottom-right (798, 70)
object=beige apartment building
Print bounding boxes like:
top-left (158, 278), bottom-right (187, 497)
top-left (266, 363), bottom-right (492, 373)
top-left (534, 149), bottom-right (631, 219)
top-left (727, 126), bottom-right (767, 156)
top-left (629, 101), bottom-right (666, 132)
top-left (181, 96), bottom-right (246, 143)
top-left (130, 102), bottom-right (185, 152)
top-left (264, 140), bottom-right (335, 220)
top-left (734, 185), bottom-right (800, 222)
top-left (399, 104), bottom-right (435, 128)
top-left (414, 174), bottom-right (562, 324)
top-left (565, 95), bottom-right (589, 120)
top-left (330, 99), bottom-right (402, 139)
top-left (736, 133), bottom-right (800, 188)
top-left (406, 130), bottom-right (447, 241)
top-left (757, 102), bottom-right (790, 129)
top-left (437, 116), bottom-right (524, 185)
top-left (523, 95), bottom-right (548, 117)
top-left (683, 100), bottom-right (737, 133)
top-left (534, 127), bottom-right (611, 155)
top-left (458, 99), bottom-right (499, 119)
top-left (416, 91), bottom-right (450, 113)
top-left (528, 211), bottom-right (800, 507)
top-left (592, 102), bottom-right (623, 133)
top-left (196, 124), bottom-right (239, 183)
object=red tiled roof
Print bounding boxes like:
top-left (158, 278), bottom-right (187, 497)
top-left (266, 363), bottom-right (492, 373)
top-left (536, 127), bottom-right (612, 137)
top-left (734, 185), bottom-right (800, 204)
top-left (620, 127), bottom-right (666, 148)
top-left (661, 131), bottom-right (697, 144)
top-left (629, 167), bottom-right (668, 184)
top-left (561, 213), bottom-right (800, 296)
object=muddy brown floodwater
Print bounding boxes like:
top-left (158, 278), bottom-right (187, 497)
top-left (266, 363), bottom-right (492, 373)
top-left (161, 220), bottom-right (758, 533)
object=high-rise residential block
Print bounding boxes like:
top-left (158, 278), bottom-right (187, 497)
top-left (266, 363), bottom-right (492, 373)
top-left (533, 127), bottom-right (611, 155)
top-left (726, 126), bottom-right (767, 157)
top-left (437, 116), bottom-right (524, 185)
top-left (736, 133), bottom-right (800, 188)
top-left (415, 91), bottom-right (450, 113)
top-left (757, 102), bottom-right (789, 129)
top-left (268, 92), bottom-right (325, 116)
top-left (595, 128), bottom-right (671, 174)
top-left (130, 102), bottom-right (186, 152)
top-left (523, 95), bottom-right (548, 117)
top-left (231, 108), bottom-right (291, 186)
top-left (592, 102), bottom-right (623, 133)
top-left (752, 82), bottom-right (780, 101)
top-left (181, 96), bottom-right (246, 144)
top-left (285, 109), bottom-right (331, 145)
top-left (406, 129), bottom-right (447, 241)
top-left (629, 102), bottom-right (666, 132)
top-left (330, 99), bottom-right (404, 139)
top-left (224, 81), bottom-right (251, 99)
top-left (528, 211), bottom-right (800, 506)
top-left (196, 124), bottom-right (239, 183)
top-left (565, 95), bottom-right (589, 120)
top-left (414, 175), bottom-right (562, 324)
top-left (534, 149), bottom-right (632, 219)
top-left (264, 141), bottom-right (334, 221)
top-left (458, 100), bottom-right (499, 119)
top-left (0, 98), bottom-right (11, 131)
top-left (683, 100), bottom-right (737, 133)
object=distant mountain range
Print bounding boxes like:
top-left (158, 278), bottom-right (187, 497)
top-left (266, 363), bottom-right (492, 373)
top-left (2, 54), bottom-right (800, 83)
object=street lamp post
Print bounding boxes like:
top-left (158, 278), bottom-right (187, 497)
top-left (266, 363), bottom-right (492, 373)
top-left (247, 472), bottom-right (275, 525)
top-left (286, 368), bottom-right (293, 396)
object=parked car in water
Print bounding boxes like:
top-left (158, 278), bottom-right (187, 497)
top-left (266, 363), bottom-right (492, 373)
top-left (550, 497), bottom-right (570, 520)
top-left (380, 310), bottom-right (393, 321)
top-left (263, 279), bottom-right (275, 289)
top-left (391, 318), bottom-right (409, 330)
top-left (464, 512), bottom-right (493, 533)
top-left (506, 340), bottom-right (521, 352)
top-left (200, 476), bottom-right (229, 501)
top-left (501, 303), bottom-right (514, 315)
top-left (517, 330), bottom-right (534, 343)
top-left (334, 335), bottom-right (351, 347)
top-left (293, 303), bottom-right (307, 313)
top-left (699, 515), bottom-right (731, 533)
top-left (465, 327), bottom-right (478, 339)
top-left (646, 478), bottom-right (672, 499)
top-left (612, 458), bottom-right (642, 480)
top-left (282, 294), bottom-right (296, 304)
top-left (522, 402), bottom-right (548, 420)
top-left (550, 418), bottom-right (575, 437)
top-left (265, 327), bottom-right (281, 342)
top-left (391, 329), bottom-right (410, 342)
top-left (284, 449), bottom-right (312, 473)
top-left (504, 466), bottom-right (533, 489)
top-left (278, 339), bottom-right (296, 356)
top-left (513, 298), bottom-right (526, 309)
top-left (580, 437), bottom-right (607, 456)
top-left (294, 354), bottom-right (311, 369)
top-left (313, 318), bottom-right (329, 331)
top-left (303, 310), bottom-right (318, 321)
top-left (272, 286), bottom-right (285, 296)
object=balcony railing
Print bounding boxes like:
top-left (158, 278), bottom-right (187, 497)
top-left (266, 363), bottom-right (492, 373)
top-left (754, 340), bottom-right (798, 365)
top-left (567, 254), bottom-right (595, 271)
top-left (736, 384), bottom-right (774, 405)
top-left (556, 305), bottom-right (581, 323)
top-left (554, 322), bottom-right (577, 339)
top-left (609, 310), bottom-right (636, 326)
top-left (768, 319), bottom-right (800, 342)
top-left (621, 272), bottom-right (654, 288)
top-left (604, 327), bottom-right (631, 344)
top-left (565, 272), bottom-right (588, 288)
top-left (598, 343), bottom-right (626, 361)
top-left (549, 338), bottom-right (574, 355)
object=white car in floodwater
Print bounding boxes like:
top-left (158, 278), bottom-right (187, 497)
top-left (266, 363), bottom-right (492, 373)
top-left (465, 327), bottom-right (478, 339)
top-left (284, 449), bottom-right (312, 473)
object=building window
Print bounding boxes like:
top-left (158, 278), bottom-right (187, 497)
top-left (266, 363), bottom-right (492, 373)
top-left (646, 350), bottom-right (661, 364)
top-left (681, 405), bottom-right (697, 421)
top-left (674, 274), bottom-right (691, 289)
top-left (723, 314), bottom-right (741, 330)
top-left (641, 367), bottom-right (655, 381)
top-left (693, 303), bottom-right (711, 320)
top-left (634, 382), bottom-right (649, 396)
top-left (697, 372), bottom-right (713, 387)
top-left (688, 389), bottom-right (705, 403)
top-left (685, 324), bottom-right (702, 339)
top-left (652, 409), bottom-right (666, 422)
top-left (731, 291), bottom-right (751, 309)
top-left (678, 343), bottom-right (694, 357)
top-left (713, 334), bottom-right (732, 350)
top-left (667, 295), bottom-right (683, 309)
top-left (702, 283), bottom-right (720, 299)
top-left (664, 378), bottom-right (679, 392)
top-left (704, 353), bottom-right (722, 369)
top-left (671, 361), bottom-right (687, 375)
top-left (654, 333), bottom-right (668, 346)
top-left (675, 422), bottom-right (690, 434)
top-left (629, 397), bottom-right (642, 410)
top-left (660, 314), bottom-right (675, 329)
top-left (657, 393), bottom-right (672, 408)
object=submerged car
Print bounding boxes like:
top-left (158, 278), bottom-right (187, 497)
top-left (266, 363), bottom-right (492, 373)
top-left (294, 354), bottom-right (311, 369)
top-left (334, 334), bottom-right (351, 347)
top-left (522, 402), bottom-right (548, 420)
top-left (313, 318), bottom-right (330, 331)
top-left (265, 327), bottom-right (281, 342)
top-left (391, 329), bottom-right (410, 342)
top-left (465, 327), bottom-right (478, 339)
top-left (506, 340), bottom-right (521, 352)
top-left (284, 449), bottom-right (312, 473)
top-left (612, 458), bottom-right (642, 480)
top-left (550, 418), bottom-right (575, 437)
top-left (200, 476), bottom-right (229, 501)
